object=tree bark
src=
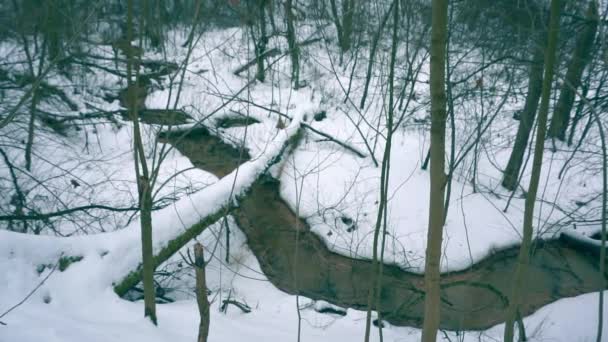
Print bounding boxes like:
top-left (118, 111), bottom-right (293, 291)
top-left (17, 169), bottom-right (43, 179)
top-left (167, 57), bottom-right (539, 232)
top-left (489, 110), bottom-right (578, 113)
top-left (114, 207), bottom-right (229, 297)
top-left (363, 1), bottom-right (398, 341)
top-left (329, 0), bottom-right (354, 53)
top-left (24, 85), bottom-right (38, 172)
top-left (255, 0), bottom-right (268, 82)
top-left (340, 0), bottom-right (354, 52)
top-left (502, 45), bottom-right (544, 191)
top-left (23, 34), bottom-right (47, 172)
top-left (421, 0), bottom-right (448, 340)
top-left (592, 93), bottom-right (607, 342)
top-left (503, 1), bottom-right (562, 341)
top-left (328, 0), bottom-right (344, 50)
top-left (139, 177), bottom-right (157, 324)
top-left (567, 79), bottom-right (591, 146)
top-left (548, 0), bottom-right (598, 141)
top-left (126, 0), bottom-right (157, 325)
top-left (359, 1), bottom-right (394, 109)
top-left (285, 0), bottom-right (300, 87)
top-left (194, 243), bottom-right (210, 342)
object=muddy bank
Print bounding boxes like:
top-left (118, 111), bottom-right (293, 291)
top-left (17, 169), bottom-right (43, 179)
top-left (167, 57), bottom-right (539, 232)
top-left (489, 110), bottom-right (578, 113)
top-left (165, 126), bottom-right (607, 331)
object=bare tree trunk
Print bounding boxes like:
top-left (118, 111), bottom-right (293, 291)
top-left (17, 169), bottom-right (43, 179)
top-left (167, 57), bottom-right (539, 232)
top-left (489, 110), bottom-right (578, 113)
top-left (504, 1), bottom-right (562, 341)
top-left (340, 0), bottom-right (354, 52)
top-left (24, 87), bottom-right (38, 172)
top-left (567, 78), bottom-right (591, 146)
top-left (328, 0), bottom-right (343, 50)
top-left (255, 0), bottom-right (269, 82)
top-left (363, 1), bottom-right (398, 341)
top-left (442, 5), bottom-right (455, 221)
top-left (194, 243), bottom-right (210, 342)
top-left (421, 0), bottom-right (448, 340)
top-left (593, 3), bottom-right (607, 339)
top-left (126, 0), bottom-right (157, 325)
top-left (548, 0), bottom-right (598, 141)
top-left (592, 95), bottom-right (607, 342)
top-left (329, 0), bottom-right (354, 53)
top-left (285, 0), bottom-right (300, 87)
top-left (502, 45), bottom-right (544, 191)
top-left (359, 1), bottom-right (394, 109)
top-left (139, 177), bottom-right (156, 324)
top-left (22, 32), bottom-right (47, 172)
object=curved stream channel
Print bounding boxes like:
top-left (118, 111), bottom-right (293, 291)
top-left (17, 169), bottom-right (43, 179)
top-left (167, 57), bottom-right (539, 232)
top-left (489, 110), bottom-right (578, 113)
top-left (162, 125), bottom-right (607, 331)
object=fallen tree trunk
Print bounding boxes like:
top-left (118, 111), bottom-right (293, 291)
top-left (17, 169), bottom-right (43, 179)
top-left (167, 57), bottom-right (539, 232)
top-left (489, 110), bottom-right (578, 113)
top-left (114, 120), bottom-right (304, 296)
top-left (113, 207), bottom-right (230, 297)
top-left (233, 48), bottom-right (281, 76)
top-left (560, 230), bottom-right (608, 258)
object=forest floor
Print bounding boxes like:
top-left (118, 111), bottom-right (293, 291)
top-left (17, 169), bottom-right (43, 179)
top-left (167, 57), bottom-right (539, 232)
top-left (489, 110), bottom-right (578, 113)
top-left (0, 23), bottom-right (606, 341)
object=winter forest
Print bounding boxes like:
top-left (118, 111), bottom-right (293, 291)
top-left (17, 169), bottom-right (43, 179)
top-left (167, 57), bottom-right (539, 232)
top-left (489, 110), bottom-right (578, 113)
top-left (0, 0), bottom-right (607, 341)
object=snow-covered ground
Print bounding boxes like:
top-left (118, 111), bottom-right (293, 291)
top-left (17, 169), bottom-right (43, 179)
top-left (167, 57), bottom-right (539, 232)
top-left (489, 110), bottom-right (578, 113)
top-left (1, 20), bottom-right (606, 342)
top-left (2, 221), bottom-right (606, 342)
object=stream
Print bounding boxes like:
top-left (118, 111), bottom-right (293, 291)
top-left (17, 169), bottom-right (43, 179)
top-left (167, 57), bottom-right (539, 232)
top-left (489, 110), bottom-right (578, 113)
top-left (162, 124), bottom-right (607, 331)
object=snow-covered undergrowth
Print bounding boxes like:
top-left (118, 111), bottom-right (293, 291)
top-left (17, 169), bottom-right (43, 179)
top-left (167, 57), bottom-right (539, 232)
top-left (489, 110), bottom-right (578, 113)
top-left (1, 18), bottom-right (606, 342)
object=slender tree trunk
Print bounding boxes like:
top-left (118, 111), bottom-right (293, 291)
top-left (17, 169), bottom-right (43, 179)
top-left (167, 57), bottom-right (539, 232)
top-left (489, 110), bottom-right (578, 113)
top-left (359, 1), bottom-right (394, 109)
top-left (24, 88), bottom-right (38, 172)
top-left (502, 45), bottom-right (544, 191)
top-left (44, 0), bottom-right (62, 62)
top-left (340, 0), bottom-right (354, 52)
top-left (567, 79), bottom-right (591, 146)
top-left (363, 1), bottom-right (398, 341)
top-left (548, 0), bottom-right (597, 141)
top-left (139, 177), bottom-right (156, 324)
top-left (503, 1), bottom-right (561, 341)
top-left (224, 217), bottom-right (230, 264)
top-left (23, 33), bottom-right (47, 172)
top-left (329, 0), bottom-right (354, 53)
top-left (126, 0), bottom-right (157, 325)
top-left (194, 243), bottom-right (210, 342)
top-left (285, 0), bottom-right (300, 87)
top-left (255, 0), bottom-right (268, 82)
top-left (421, 0), bottom-right (448, 340)
top-left (592, 97), bottom-right (607, 342)
top-left (328, 0), bottom-right (344, 50)
top-left (442, 5), bottom-right (455, 221)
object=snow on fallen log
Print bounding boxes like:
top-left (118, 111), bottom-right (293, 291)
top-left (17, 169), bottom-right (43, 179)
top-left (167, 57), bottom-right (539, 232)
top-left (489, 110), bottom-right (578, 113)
top-left (0, 107), bottom-right (307, 297)
top-left (560, 229), bottom-right (608, 256)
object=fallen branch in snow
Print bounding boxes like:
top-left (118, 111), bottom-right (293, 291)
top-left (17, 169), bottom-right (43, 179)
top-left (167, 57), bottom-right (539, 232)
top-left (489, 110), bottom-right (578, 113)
top-left (0, 204), bottom-right (147, 222)
top-left (221, 299), bottom-right (251, 314)
top-left (233, 48), bottom-right (281, 76)
top-left (40, 110), bottom-right (123, 124)
top-left (226, 102), bottom-right (367, 159)
top-left (302, 122), bottom-right (367, 159)
top-left (560, 230), bottom-right (608, 257)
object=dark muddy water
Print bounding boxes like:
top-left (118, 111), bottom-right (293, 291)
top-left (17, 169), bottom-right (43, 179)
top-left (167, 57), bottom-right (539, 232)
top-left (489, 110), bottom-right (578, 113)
top-left (162, 125), bottom-right (606, 331)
